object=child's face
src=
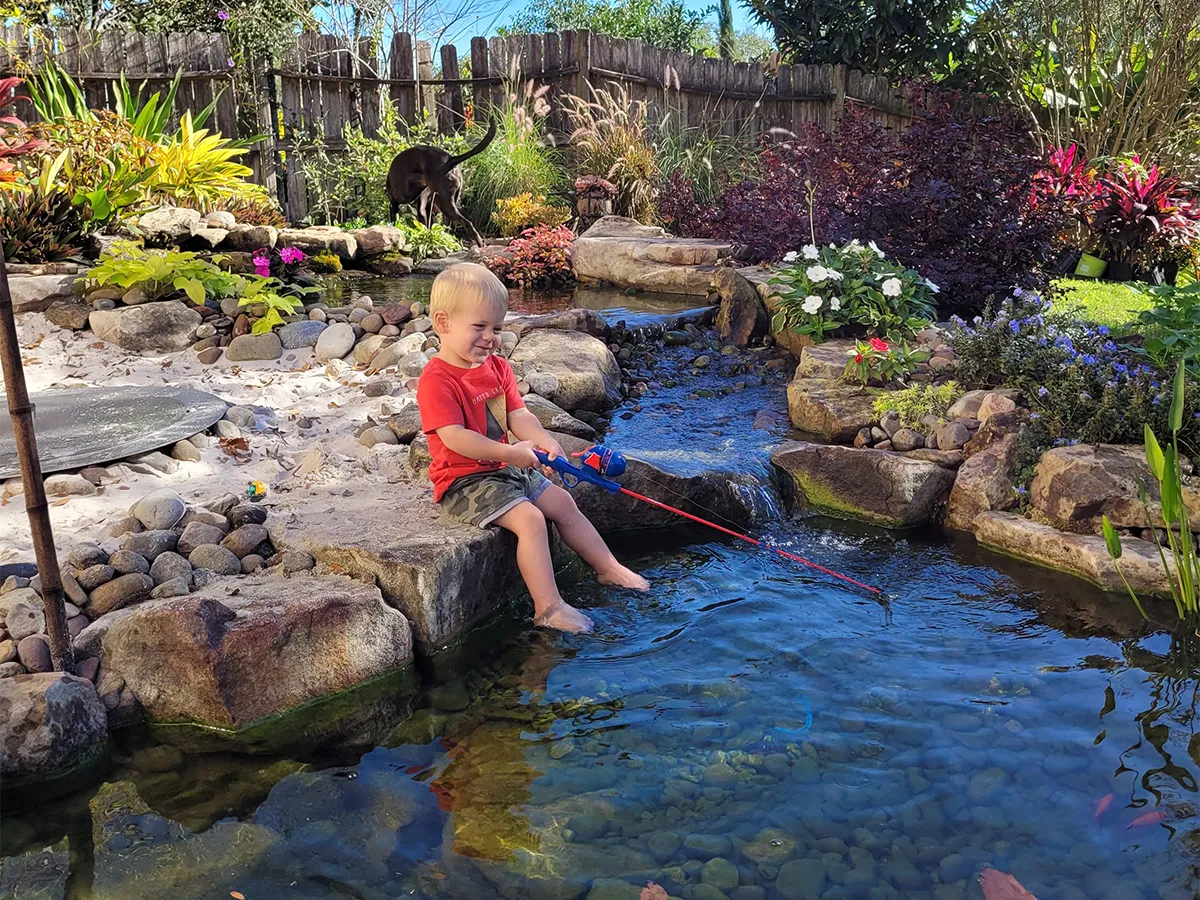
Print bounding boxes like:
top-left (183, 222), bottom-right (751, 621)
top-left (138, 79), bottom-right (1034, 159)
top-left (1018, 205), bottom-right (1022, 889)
top-left (435, 300), bottom-right (504, 366)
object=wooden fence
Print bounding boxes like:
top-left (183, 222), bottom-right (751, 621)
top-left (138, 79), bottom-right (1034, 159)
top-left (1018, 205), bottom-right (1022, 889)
top-left (0, 24), bottom-right (953, 222)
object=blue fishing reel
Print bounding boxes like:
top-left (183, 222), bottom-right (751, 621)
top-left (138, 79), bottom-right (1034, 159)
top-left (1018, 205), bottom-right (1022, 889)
top-left (577, 444), bottom-right (626, 478)
top-left (534, 444), bottom-right (626, 493)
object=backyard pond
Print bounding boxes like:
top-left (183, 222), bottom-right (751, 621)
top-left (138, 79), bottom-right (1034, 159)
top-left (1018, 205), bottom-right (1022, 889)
top-left (323, 272), bottom-right (712, 328)
top-left (1, 519), bottom-right (1194, 900)
top-left (2, 278), bottom-right (1195, 900)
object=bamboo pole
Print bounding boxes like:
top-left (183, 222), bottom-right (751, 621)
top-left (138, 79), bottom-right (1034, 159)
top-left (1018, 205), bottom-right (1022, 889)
top-left (0, 247), bottom-right (74, 673)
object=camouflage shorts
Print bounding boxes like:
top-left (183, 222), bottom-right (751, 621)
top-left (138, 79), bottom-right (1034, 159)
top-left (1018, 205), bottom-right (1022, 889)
top-left (439, 467), bottom-right (551, 528)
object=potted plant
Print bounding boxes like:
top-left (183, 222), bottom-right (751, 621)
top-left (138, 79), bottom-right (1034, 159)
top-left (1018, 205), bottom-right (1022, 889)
top-left (1090, 156), bottom-right (1197, 283)
top-left (1032, 145), bottom-right (1100, 276)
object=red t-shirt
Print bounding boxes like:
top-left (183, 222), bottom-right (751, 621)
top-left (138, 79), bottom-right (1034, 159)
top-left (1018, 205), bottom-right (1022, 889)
top-left (417, 354), bottom-right (526, 501)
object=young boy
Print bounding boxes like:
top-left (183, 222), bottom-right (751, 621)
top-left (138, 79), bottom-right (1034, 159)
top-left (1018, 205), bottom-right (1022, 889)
top-left (416, 263), bottom-right (648, 634)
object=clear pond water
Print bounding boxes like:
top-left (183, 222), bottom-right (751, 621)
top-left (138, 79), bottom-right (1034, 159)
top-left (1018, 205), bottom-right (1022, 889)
top-left (3, 279), bottom-right (1198, 900)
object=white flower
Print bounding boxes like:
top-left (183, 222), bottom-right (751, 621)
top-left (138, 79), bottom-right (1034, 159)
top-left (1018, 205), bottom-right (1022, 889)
top-left (924, 278), bottom-right (940, 294)
top-left (806, 265), bottom-right (831, 282)
top-left (802, 244), bottom-right (819, 260)
top-left (783, 251), bottom-right (798, 262)
top-left (829, 297), bottom-right (841, 311)
top-left (868, 240), bottom-right (885, 258)
top-left (825, 268), bottom-right (844, 281)
top-left (802, 295), bottom-right (823, 314)
top-left (882, 278), bottom-right (903, 298)
top-left (829, 243), bottom-right (837, 249)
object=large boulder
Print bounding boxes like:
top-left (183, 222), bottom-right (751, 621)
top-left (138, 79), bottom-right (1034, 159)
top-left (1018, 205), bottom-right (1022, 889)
top-left (522, 393), bottom-right (596, 440)
top-left (573, 216), bottom-right (733, 296)
top-left (8, 274), bottom-right (78, 314)
top-left (555, 433), bottom-right (765, 534)
top-left (277, 226), bottom-right (357, 261)
top-left (945, 433), bottom-right (1020, 531)
top-left (505, 308), bottom-right (610, 341)
top-left (714, 268), bottom-right (769, 346)
top-left (794, 340), bottom-right (854, 380)
top-left (973, 511), bottom-right (1175, 597)
top-left (349, 224), bottom-right (406, 257)
top-left (772, 441), bottom-right (956, 527)
top-left (290, 480), bottom-right (567, 653)
top-left (508, 329), bottom-right (622, 412)
top-left (223, 223), bottom-right (278, 251)
top-left (137, 207), bottom-right (202, 244)
top-left (74, 573), bottom-right (412, 729)
top-left (1030, 443), bottom-right (1200, 534)
top-left (786, 377), bottom-right (877, 443)
top-left (0, 673), bottom-right (108, 784)
top-left (89, 301), bottom-right (202, 353)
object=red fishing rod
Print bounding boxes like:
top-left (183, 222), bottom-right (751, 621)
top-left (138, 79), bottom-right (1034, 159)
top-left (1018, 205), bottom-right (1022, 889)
top-left (534, 446), bottom-right (882, 595)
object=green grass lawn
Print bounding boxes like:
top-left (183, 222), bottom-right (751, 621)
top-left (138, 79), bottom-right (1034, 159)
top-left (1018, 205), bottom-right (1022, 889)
top-left (1051, 277), bottom-right (1153, 330)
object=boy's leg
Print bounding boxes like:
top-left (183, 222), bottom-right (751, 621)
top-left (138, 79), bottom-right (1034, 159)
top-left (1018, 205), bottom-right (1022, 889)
top-left (533, 483), bottom-right (649, 591)
top-left (494, 500), bottom-right (594, 634)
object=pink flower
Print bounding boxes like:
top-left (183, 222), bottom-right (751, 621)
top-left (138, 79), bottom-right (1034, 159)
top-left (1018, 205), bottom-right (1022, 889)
top-left (279, 247), bottom-right (304, 265)
top-left (252, 254), bottom-right (270, 268)
top-left (254, 266), bottom-right (270, 277)
top-left (217, 10), bottom-right (230, 20)
top-left (869, 337), bottom-right (889, 353)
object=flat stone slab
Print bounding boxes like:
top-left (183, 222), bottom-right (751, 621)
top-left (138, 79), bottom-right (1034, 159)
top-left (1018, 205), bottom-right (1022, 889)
top-left (973, 510), bottom-right (1174, 597)
top-left (573, 215), bottom-right (733, 296)
top-left (0, 386), bottom-right (227, 479)
top-left (787, 376), bottom-right (878, 443)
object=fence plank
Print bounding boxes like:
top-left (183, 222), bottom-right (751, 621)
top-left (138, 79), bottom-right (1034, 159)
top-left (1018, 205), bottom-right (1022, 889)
top-left (416, 40), bottom-right (434, 122)
top-left (359, 37), bottom-right (381, 138)
top-left (440, 43), bottom-right (463, 132)
top-left (389, 32), bottom-right (414, 125)
top-left (469, 36), bottom-right (489, 124)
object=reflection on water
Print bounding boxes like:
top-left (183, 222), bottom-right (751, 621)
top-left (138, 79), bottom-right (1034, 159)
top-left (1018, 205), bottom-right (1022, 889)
top-left (4, 523), bottom-right (1200, 900)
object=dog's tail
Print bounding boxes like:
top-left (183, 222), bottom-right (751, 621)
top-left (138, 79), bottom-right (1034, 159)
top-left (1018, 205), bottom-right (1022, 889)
top-left (435, 115), bottom-right (498, 178)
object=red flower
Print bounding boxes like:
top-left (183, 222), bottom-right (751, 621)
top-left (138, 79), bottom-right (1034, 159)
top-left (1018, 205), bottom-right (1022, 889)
top-left (869, 337), bottom-right (889, 353)
top-left (854, 353), bottom-right (864, 364)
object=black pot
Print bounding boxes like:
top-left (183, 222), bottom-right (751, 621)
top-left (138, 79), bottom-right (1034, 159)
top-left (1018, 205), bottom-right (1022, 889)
top-left (1144, 260), bottom-right (1179, 286)
top-left (1106, 261), bottom-right (1135, 282)
top-left (1050, 247), bottom-right (1082, 275)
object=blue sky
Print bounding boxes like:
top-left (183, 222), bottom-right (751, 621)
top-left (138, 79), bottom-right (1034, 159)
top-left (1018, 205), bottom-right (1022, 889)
top-left (443, 0), bottom-right (767, 54)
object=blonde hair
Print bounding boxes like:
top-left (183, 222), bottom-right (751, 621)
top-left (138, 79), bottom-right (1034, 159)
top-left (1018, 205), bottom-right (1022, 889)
top-left (429, 263), bottom-right (508, 322)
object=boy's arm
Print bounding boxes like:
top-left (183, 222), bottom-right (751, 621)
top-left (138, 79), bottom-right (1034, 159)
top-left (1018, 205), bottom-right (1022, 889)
top-left (436, 424), bottom-right (541, 468)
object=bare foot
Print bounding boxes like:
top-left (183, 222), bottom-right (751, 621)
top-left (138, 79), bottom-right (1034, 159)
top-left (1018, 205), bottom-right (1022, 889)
top-left (534, 601), bottom-right (594, 634)
top-left (597, 563), bottom-right (650, 591)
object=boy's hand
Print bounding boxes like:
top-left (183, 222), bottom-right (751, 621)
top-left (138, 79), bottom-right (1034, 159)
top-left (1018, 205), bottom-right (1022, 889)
top-left (536, 437), bottom-right (566, 463)
top-left (506, 440), bottom-right (542, 469)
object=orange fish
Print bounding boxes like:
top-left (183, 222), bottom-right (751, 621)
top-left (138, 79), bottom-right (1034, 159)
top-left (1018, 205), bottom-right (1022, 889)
top-left (1127, 811), bottom-right (1167, 829)
top-left (1094, 793), bottom-right (1114, 818)
top-left (979, 867), bottom-right (1037, 900)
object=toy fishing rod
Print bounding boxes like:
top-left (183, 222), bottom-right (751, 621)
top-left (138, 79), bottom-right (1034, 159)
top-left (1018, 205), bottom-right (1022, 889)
top-left (534, 446), bottom-right (882, 595)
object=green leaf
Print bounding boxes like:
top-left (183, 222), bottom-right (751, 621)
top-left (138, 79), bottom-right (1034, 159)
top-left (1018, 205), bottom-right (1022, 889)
top-left (1145, 423), bottom-right (1165, 479)
top-left (1101, 516), bottom-right (1123, 560)
top-left (1169, 360), bottom-right (1185, 434)
top-left (174, 276), bottom-right (206, 305)
top-left (1161, 445), bottom-right (1180, 525)
top-left (251, 308), bottom-right (284, 335)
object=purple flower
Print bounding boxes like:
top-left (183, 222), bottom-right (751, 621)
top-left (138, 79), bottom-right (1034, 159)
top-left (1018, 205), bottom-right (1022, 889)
top-left (1009, 320), bottom-right (1021, 334)
top-left (254, 266), bottom-right (270, 277)
top-left (1153, 396), bottom-right (1161, 405)
top-left (227, 57), bottom-right (235, 68)
top-left (1114, 363), bottom-right (1128, 374)
top-left (1097, 325), bottom-right (1110, 336)
top-left (1030, 412), bottom-right (1040, 420)
top-left (217, 9), bottom-right (230, 19)
top-left (1037, 386), bottom-right (1048, 397)
top-left (1102, 341), bottom-right (1117, 353)
top-left (1082, 354), bottom-right (1098, 366)
top-left (280, 247), bottom-right (305, 265)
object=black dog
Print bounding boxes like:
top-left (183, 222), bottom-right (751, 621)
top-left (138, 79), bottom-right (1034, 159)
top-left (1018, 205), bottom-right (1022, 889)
top-left (385, 117), bottom-right (497, 247)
